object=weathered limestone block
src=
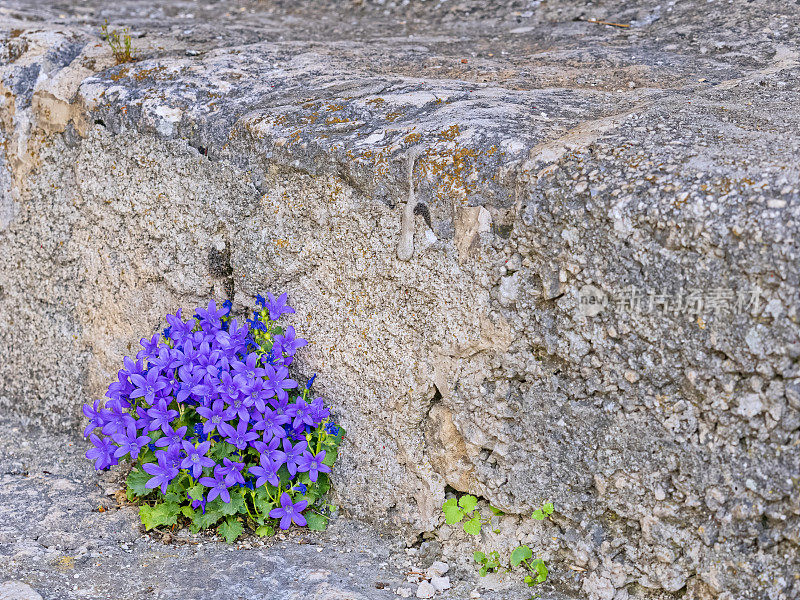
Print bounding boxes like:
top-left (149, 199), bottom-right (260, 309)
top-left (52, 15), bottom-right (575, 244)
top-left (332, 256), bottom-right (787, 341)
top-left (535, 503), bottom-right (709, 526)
top-left (1, 1), bottom-right (798, 598)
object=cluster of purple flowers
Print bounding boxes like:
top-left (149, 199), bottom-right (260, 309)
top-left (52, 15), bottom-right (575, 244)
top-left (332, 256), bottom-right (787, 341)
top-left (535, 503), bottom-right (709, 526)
top-left (83, 293), bottom-right (335, 530)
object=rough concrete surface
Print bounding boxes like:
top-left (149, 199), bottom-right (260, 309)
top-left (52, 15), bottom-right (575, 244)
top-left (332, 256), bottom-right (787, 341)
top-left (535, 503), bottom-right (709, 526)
top-left (0, 1), bottom-right (799, 599)
top-left (1, 420), bottom-right (567, 600)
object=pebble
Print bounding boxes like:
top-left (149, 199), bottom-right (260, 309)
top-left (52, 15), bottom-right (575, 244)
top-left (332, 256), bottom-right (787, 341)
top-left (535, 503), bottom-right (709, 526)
top-left (396, 587), bottom-right (413, 598)
top-left (470, 591), bottom-right (481, 599)
top-left (430, 575), bottom-right (451, 592)
top-left (416, 580), bottom-right (436, 599)
top-left (426, 561), bottom-right (449, 578)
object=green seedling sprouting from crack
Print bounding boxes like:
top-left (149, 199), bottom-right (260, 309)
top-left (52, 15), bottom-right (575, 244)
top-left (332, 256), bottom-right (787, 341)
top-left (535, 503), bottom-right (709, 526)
top-left (442, 495), bottom-right (554, 597)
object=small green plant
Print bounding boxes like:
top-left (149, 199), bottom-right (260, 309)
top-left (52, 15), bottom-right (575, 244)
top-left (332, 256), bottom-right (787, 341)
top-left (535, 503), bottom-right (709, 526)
top-left (510, 545), bottom-right (549, 587)
top-left (531, 502), bottom-right (554, 521)
top-left (442, 494), bottom-right (484, 534)
top-left (101, 21), bottom-right (135, 64)
top-left (473, 550), bottom-right (502, 576)
top-left (444, 495), bottom-right (551, 594)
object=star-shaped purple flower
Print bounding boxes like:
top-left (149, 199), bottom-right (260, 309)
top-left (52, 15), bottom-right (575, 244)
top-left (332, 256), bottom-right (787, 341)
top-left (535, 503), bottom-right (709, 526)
top-left (180, 440), bottom-right (214, 478)
top-left (111, 422), bottom-right (151, 460)
top-left (265, 292), bottom-right (295, 321)
top-left (85, 433), bottom-right (118, 470)
top-left (269, 492), bottom-right (308, 530)
top-left (130, 366), bottom-right (168, 405)
top-left (142, 450), bottom-right (179, 494)
top-left (199, 467), bottom-right (232, 503)
top-left (218, 418), bottom-right (259, 450)
top-left (296, 450), bottom-right (331, 483)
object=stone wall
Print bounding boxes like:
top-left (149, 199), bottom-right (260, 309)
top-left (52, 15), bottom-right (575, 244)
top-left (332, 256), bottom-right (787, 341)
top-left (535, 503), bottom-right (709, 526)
top-left (1, 2), bottom-right (798, 598)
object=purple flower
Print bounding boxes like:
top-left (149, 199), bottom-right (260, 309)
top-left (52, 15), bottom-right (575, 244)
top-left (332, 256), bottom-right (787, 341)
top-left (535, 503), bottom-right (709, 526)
top-left (285, 398), bottom-right (315, 430)
top-left (146, 398), bottom-right (179, 433)
top-left (282, 438), bottom-right (308, 477)
top-left (111, 422), bottom-right (151, 460)
top-left (255, 294), bottom-right (267, 308)
top-left (180, 440), bottom-right (214, 478)
top-left (310, 397), bottom-right (330, 423)
top-left (252, 434), bottom-right (286, 465)
top-left (166, 308), bottom-right (195, 342)
top-left (155, 425), bottom-right (187, 451)
top-left (249, 457), bottom-right (281, 488)
top-left (263, 364), bottom-right (297, 403)
top-left (85, 434), bottom-right (118, 470)
top-left (273, 326), bottom-right (307, 357)
top-left (176, 366), bottom-right (211, 404)
top-left (219, 457), bottom-right (246, 486)
top-left (82, 399), bottom-right (104, 437)
top-left (137, 333), bottom-right (160, 360)
top-left (231, 352), bottom-right (264, 380)
top-left (269, 492), bottom-right (308, 530)
top-left (253, 408), bottom-right (290, 439)
top-left (130, 367), bottom-right (168, 405)
top-left (196, 299), bottom-right (227, 332)
top-left (325, 422), bottom-right (340, 437)
top-left (218, 418), bottom-right (259, 450)
top-left (199, 468), bottom-right (231, 503)
top-left (296, 450), bottom-right (331, 483)
top-left (196, 400), bottom-right (234, 434)
top-left (142, 450), bottom-right (179, 494)
top-left (265, 292), bottom-right (294, 321)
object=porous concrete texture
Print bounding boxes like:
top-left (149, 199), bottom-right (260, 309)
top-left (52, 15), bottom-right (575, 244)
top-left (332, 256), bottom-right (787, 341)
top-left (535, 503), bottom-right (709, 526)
top-left (1, 1), bottom-right (799, 599)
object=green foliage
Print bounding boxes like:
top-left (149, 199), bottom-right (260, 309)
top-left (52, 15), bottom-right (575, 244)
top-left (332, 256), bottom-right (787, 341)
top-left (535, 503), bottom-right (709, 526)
top-left (461, 501), bottom-right (554, 590)
top-left (305, 512), bottom-right (329, 531)
top-left (139, 502), bottom-right (180, 530)
top-left (473, 550), bottom-right (502, 577)
top-left (440, 494), bottom-right (484, 534)
top-left (101, 21), bottom-right (135, 64)
top-left (218, 517), bottom-right (244, 543)
top-left (531, 502), bottom-right (554, 521)
top-left (126, 468), bottom-right (150, 499)
top-left (510, 545), bottom-right (533, 567)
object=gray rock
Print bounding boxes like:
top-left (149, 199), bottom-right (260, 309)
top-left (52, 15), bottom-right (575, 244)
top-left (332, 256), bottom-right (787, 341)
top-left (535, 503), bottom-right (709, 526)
top-left (0, 2), bottom-right (799, 600)
top-left (415, 581), bottom-right (436, 599)
top-left (0, 582), bottom-right (43, 600)
top-left (430, 576), bottom-right (451, 592)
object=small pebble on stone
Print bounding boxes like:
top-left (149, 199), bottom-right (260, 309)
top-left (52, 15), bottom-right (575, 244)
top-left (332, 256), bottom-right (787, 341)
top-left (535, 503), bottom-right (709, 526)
top-left (416, 580), bottom-right (436, 599)
top-left (430, 575), bottom-right (451, 592)
top-left (426, 560), bottom-right (449, 578)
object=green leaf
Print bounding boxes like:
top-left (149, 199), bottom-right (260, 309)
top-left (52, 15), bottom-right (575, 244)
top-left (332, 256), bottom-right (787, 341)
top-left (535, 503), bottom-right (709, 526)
top-left (489, 505), bottom-right (505, 516)
top-left (458, 495), bottom-right (478, 514)
top-left (139, 502), bottom-right (180, 530)
top-left (462, 512), bottom-right (482, 535)
top-left (543, 502), bottom-right (554, 516)
top-left (510, 545), bottom-right (533, 567)
top-left (322, 448), bottom-right (338, 467)
top-left (305, 512), bottom-right (329, 531)
top-left (473, 551), bottom-right (487, 564)
top-left (532, 509), bottom-right (545, 520)
top-left (531, 559), bottom-right (548, 583)
top-left (218, 517), bottom-right (243, 543)
top-left (181, 505), bottom-right (196, 519)
top-left (192, 509), bottom-right (223, 532)
top-left (187, 484), bottom-right (206, 502)
top-left (524, 575), bottom-right (534, 586)
top-left (442, 498), bottom-right (464, 524)
top-left (255, 525), bottom-right (275, 537)
top-left (218, 492), bottom-right (246, 516)
top-left (126, 468), bottom-right (151, 497)
top-left (478, 566), bottom-right (488, 577)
